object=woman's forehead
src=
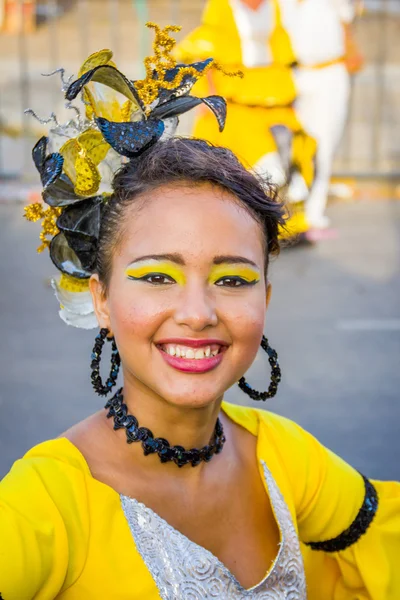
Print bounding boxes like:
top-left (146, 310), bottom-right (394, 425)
top-left (120, 183), bottom-right (265, 263)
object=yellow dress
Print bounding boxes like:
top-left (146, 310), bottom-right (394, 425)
top-left (176, 0), bottom-right (318, 237)
top-left (0, 402), bottom-right (399, 599)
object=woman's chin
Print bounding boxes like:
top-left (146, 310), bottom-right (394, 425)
top-left (147, 345), bottom-right (242, 407)
top-left (153, 379), bottom-right (227, 410)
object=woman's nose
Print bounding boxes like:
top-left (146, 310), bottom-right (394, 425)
top-left (173, 284), bottom-right (218, 331)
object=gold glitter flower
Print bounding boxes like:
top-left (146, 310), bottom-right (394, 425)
top-left (24, 203), bottom-right (62, 253)
top-left (134, 22), bottom-right (242, 110)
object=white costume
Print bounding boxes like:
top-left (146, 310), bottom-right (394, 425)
top-left (288, 0), bottom-right (356, 228)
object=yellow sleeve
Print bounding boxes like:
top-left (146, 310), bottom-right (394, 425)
top-left (0, 449), bottom-right (89, 600)
top-left (258, 411), bottom-right (400, 599)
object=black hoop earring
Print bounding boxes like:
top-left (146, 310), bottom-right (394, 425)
top-left (238, 336), bottom-right (281, 401)
top-left (90, 328), bottom-right (121, 396)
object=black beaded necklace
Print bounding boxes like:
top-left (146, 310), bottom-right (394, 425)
top-left (105, 388), bottom-right (226, 468)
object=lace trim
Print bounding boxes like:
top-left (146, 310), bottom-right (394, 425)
top-left (305, 475), bottom-right (378, 552)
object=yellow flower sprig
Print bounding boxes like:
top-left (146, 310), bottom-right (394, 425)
top-left (134, 22), bottom-right (243, 109)
top-left (24, 203), bottom-right (62, 253)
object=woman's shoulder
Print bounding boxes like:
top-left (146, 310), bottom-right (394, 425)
top-left (25, 436), bottom-right (91, 472)
top-left (222, 401), bottom-right (328, 479)
top-left (0, 439), bottom-right (97, 598)
top-left (4, 409), bottom-right (106, 483)
top-left (222, 400), bottom-right (308, 443)
top-left (0, 437), bottom-right (92, 511)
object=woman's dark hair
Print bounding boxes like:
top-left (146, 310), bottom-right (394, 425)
top-left (97, 138), bottom-right (286, 288)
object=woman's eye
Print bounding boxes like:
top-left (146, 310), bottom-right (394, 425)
top-left (127, 273), bottom-right (176, 285)
top-left (144, 274), bottom-right (175, 285)
top-left (215, 277), bottom-right (254, 288)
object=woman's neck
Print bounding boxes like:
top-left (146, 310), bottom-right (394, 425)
top-left (112, 376), bottom-right (223, 461)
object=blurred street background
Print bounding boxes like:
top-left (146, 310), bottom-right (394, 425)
top-left (0, 0), bottom-right (399, 479)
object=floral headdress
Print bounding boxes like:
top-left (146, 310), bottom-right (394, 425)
top-left (25, 23), bottom-right (239, 329)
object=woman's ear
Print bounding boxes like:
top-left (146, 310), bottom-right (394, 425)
top-left (89, 274), bottom-right (112, 332)
top-left (266, 280), bottom-right (272, 310)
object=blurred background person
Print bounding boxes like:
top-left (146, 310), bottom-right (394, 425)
top-left (289, 0), bottom-right (364, 232)
top-left (176, 0), bottom-right (317, 242)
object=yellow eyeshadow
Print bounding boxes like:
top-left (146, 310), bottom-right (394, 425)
top-left (208, 264), bottom-right (260, 284)
top-left (125, 262), bottom-right (186, 285)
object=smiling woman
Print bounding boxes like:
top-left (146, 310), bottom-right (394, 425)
top-left (87, 139), bottom-right (283, 424)
top-left (1, 22), bottom-right (400, 600)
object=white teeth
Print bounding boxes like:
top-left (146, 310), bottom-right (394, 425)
top-left (162, 343), bottom-right (222, 359)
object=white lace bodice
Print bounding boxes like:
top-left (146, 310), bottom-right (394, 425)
top-left (120, 461), bottom-right (307, 599)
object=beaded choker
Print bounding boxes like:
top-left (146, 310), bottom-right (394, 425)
top-left (105, 389), bottom-right (226, 468)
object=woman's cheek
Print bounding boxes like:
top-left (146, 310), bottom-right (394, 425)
top-left (109, 287), bottom-right (171, 339)
top-left (219, 302), bottom-right (265, 377)
top-left (218, 294), bottom-right (265, 339)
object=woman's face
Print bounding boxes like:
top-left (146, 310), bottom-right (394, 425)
top-left (91, 183), bottom-right (270, 409)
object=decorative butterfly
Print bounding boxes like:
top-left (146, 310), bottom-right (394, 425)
top-left (65, 56), bottom-right (227, 158)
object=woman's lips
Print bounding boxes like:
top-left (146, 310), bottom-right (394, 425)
top-left (156, 341), bottom-right (227, 373)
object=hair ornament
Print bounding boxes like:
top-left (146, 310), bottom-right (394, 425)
top-left (24, 22), bottom-right (237, 329)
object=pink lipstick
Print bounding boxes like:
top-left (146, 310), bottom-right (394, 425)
top-left (155, 338), bottom-right (228, 374)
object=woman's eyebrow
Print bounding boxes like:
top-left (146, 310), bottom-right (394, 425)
top-left (213, 255), bottom-right (259, 268)
top-left (129, 254), bottom-right (259, 268)
top-left (129, 253), bottom-right (185, 265)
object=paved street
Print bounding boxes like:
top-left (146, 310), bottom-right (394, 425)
top-left (0, 198), bottom-right (399, 480)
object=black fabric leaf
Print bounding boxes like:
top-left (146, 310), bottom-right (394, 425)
top-left (65, 65), bottom-right (143, 110)
top-left (200, 95), bottom-right (227, 132)
top-left (150, 96), bottom-right (202, 120)
top-left (56, 196), bottom-right (103, 240)
top-left (42, 173), bottom-right (82, 208)
top-left (63, 232), bottom-right (98, 272)
top-left (96, 117), bottom-right (164, 158)
top-left (55, 197), bottom-right (104, 272)
top-left (50, 232), bottom-right (93, 279)
top-left (65, 69), bottom-right (96, 100)
top-left (151, 94), bottom-right (227, 132)
top-left (32, 136), bottom-right (48, 173)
